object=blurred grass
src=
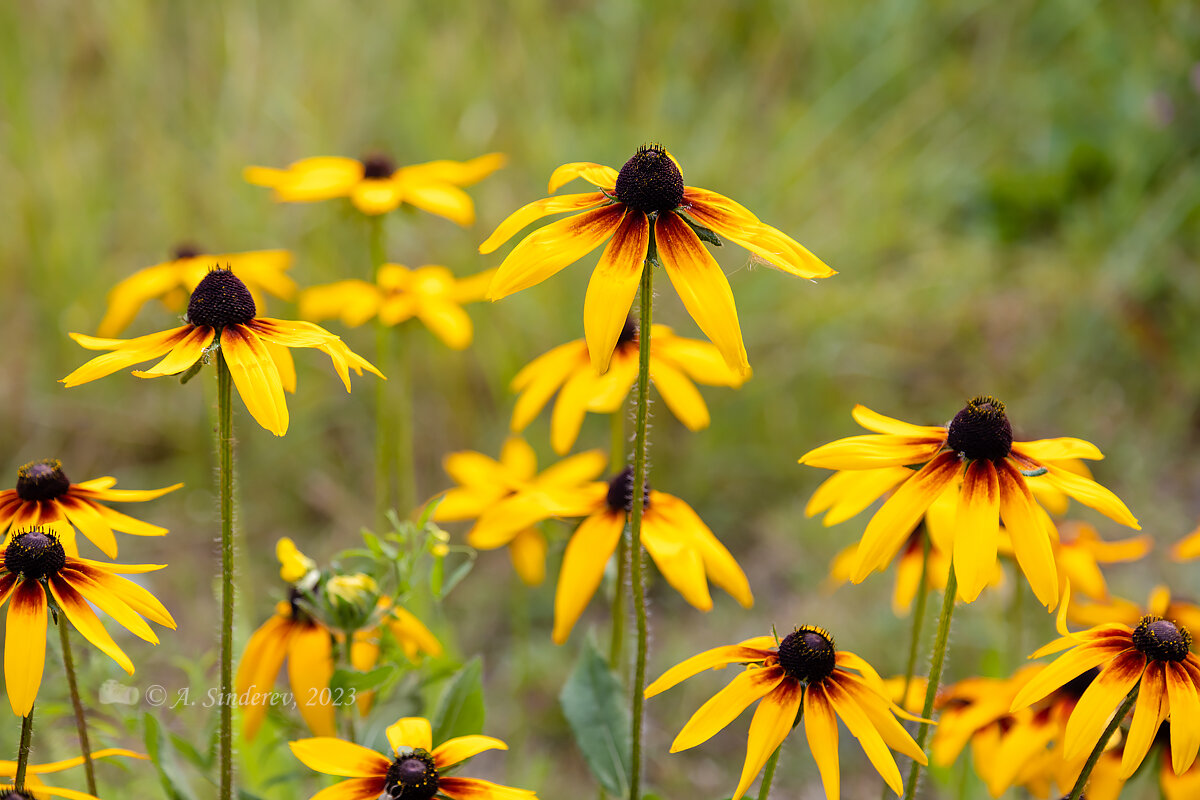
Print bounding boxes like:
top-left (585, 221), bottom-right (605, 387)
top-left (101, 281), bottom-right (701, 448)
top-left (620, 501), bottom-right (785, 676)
top-left (1, 0), bottom-right (1199, 797)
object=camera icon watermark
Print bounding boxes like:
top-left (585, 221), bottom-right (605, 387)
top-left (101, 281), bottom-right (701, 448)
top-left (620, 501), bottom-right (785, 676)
top-left (98, 679), bottom-right (140, 706)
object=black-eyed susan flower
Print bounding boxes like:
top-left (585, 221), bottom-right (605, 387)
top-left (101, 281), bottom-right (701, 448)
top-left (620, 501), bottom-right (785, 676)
top-left (432, 437), bottom-right (607, 587)
top-left (0, 748), bottom-right (146, 800)
top-left (0, 459), bottom-right (181, 558)
top-left (289, 715), bottom-right (535, 800)
top-left (1012, 612), bottom-right (1200, 780)
top-left (553, 468), bottom-right (752, 644)
top-left (0, 526), bottom-right (175, 716)
top-left (799, 398), bottom-right (1140, 608)
top-left (1070, 587), bottom-right (1200, 649)
top-left (510, 317), bottom-right (748, 454)
top-left (646, 625), bottom-right (926, 800)
top-left (299, 264), bottom-right (495, 350)
top-left (96, 245), bottom-right (295, 337)
top-left (480, 144), bottom-right (835, 376)
top-left (62, 269), bottom-right (382, 437)
top-left (244, 151), bottom-right (505, 222)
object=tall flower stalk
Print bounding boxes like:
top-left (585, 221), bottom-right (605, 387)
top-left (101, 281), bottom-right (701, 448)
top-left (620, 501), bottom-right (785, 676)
top-left (58, 623), bottom-right (96, 795)
top-left (901, 570), bottom-right (958, 800)
top-left (216, 352), bottom-right (235, 800)
top-left (13, 707), bottom-right (33, 793)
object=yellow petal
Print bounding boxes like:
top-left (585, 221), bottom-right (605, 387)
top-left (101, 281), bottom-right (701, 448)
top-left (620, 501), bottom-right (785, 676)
top-left (400, 180), bottom-right (475, 226)
top-left (669, 666), bottom-right (784, 752)
top-left (535, 449), bottom-right (608, 488)
top-left (467, 494), bottom-right (558, 550)
top-left (220, 326), bottom-right (289, 436)
top-left (649, 357), bottom-right (710, 431)
top-left (798, 436), bottom-right (944, 470)
top-left (1013, 437), bottom-right (1104, 462)
top-left (583, 211), bottom-right (648, 373)
top-left (1042, 464), bottom-right (1140, 529)
top-left (287, 624), bottom-right (336, 736)
top-left (850, 405), bottom-right (946, 437)
top-left (299, 281), bottom-right (382, 327)
top-left (642, 517), bottom-right (712, 610)
top-left (510, 342), bottom-right (587, 433)
top-left (1166, 660), bottom-right (1200, 774)
top-left (508, 528), bottom-right (547, 587)
top-left (1011, 638), bottom-right (1130, 712)
top-left (487, 205), bottom-right (625, 301)
top-left (270, 157), bottom-right (362, 202)
top-left (1063, 652), bottom-right (1145, 760)
top-left (403, 153), bottom-right (506, 187)
top-left (998, 461), bottom-right (1058, 609)
top-left (58, 568), bottom-right (158, 642)
top-left (500, 437), bottom-right (538, 481)
top-left (350, 179), bottom-right (403, 215)
top-left (549, 369), bottom-right (601, 456)
top-left (5, 581), bottom-right (46, 716)
top-left (61, 326), bottom-right (194, 387)
top-left (235, 612), bottom-right (293, 740)
top-left (287, 737), bottom-right (391, 777)
top-left (437, 776), bottom-right (537, 800)
top-left (48, 579), bottom-right (133, 674)
top-left (803, 685), bottom-right (841, 800)
top-left (644, 636), bottom-right (778, 698)
top-left (479, 193), bottom-right (609, 254)
top-left (552, 511), bottom-right (624, 644)
top-left (548, 162), bottom-right (619, 192)
top-left (130, 325), bottom-right (214, 378)
top-left (825, 678), bottom-right (906, 795)
top-left (386, 716), bottom-right (433, 753)
top-left (416, 299), bottom-right (474, 350)
top-left (1121, 662), bottom-right (1167, 777)
top-left (97, 262), bottom-right (186, 337)
top-left (952, 460), bottom-right (1000, 603)
top-left (733, 679), bottom-right (803, 800)
top-left (432, 735), bottom-right (507, 769)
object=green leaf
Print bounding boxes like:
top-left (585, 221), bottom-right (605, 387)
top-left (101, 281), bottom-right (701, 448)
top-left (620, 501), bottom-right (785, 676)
top-left (142, 712), bottom-right (196, 800)
top-left (432, 657), bottom-right (485, 742)
top-left (674, 210), bottom-right (722, 247)
top-left (559, 640), bottom-right (631, 796)
top-left (177, 358), bottom-right (205, 385)
top-left (330, 665), bottom-right (394, 694)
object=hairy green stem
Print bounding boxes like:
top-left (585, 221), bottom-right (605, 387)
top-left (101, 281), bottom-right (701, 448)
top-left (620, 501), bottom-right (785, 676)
top-left (217, 352), bottom-right (235, 800)
top-left (609, 412), bottom-right (627, 671)
top-left (59, 622), bottom-right (96, 794)
top-left (1067, 686), bottom-right (1139, 800)
top-left (627, 246), bottom-right (655, 800)
top-left (13, 706), bottom-right (34, 792)
top-left (902, 569), bottom-right (958, 800)
top-left (756, 746), bottom-right (781, 800)
top-left (887, 533), bottom-right (930, 800)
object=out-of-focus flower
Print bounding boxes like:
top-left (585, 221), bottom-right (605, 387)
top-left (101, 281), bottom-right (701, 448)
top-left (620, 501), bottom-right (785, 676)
top-left (276, 537), bottom-right (317, 583)
top-left (0, 748), bottom-right (146, 800)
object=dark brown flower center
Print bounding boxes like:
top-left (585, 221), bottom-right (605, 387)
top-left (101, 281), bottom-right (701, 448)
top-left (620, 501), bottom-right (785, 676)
top-left (172, 242), bottom-right (203, 260)
top-left (361, 153), bottom-right (397, 179)
top-left (614, 144), bottom-right (684, 214)
top-left (777, 625), bottom-right (836, 684)
top-left (616, 317), bottom-right (639, 348)
top-left (605, 467), bottom-right (649, 513)
top-left (15, 459), bottom-right (71, 502)
top-left (945, 395), bottom-right (1013, 462)
top-left (383, 749), bottom-right (438, 800)
top-left (1133, 615), bottom-right (1191, 662)
top-left (4, 528), bottom-right (67, 581)
top-left (186, 268), bottom-right (256, 329)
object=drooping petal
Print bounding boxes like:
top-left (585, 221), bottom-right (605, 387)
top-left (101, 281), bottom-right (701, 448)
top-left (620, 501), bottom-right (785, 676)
top-left (552, 511), bottom-right (625, 644)
top-left (287, 623), bottom-right (337, 737)
top-left (733, 678), bottom-right (803, 800)
top-left (403, 153), bottom-right (506, 187)
top-left (1012, 438), bottom-right (1104, 462)
top-left (416, 298), bottom-right (474, 350)
top-left (669, 666), bottom-right (785, 752)
top-left (265, 157), bottom-right (363, 202)
top-left (835, 673), bottom-right (927, 759)
top-left (1011, 638), bottom-right (1133, 712)
top-left (641, 517), bottom-right (712, 611)
top-left (549, 368), bottom-right (602, 456)
top-left (5, 580), bottom-right (47, 716)
top-left (62, 565), bottom-right (174, 628)
top-left (56, 496), bottom-right (119, 558)
top-left (306, 777), bottom-right (388, 800)
top-left (96, 262), bottom-right (186, 337)
top-left (535, 449), bottom-right (609, 488)
top-left (1165, 660), bottom-right (1200, 774)
top-left (75, 481), bottom-right (182, 503)
top-left (442, 451), bottom-right (510, 491)
top-left (500, 437), bottom-right (539, 480)
top-left (129, 325), bottom-right (215, 379)
top-left (952, 460), bottom-right (1000, 603)
top-left (386, 716), bottom-right (433, 753)
top-left (649, 357), bottom-right (710, 430)
top-left (798, 435), bottom-right (945, 470)
top-left (479, 193), bottom-right (609, 254)
top-left (548, 162), bottom-right (620, 192)
top-left (1041, 464), bottom-right (1140, 529)
top-left (221, 325), bottom-right (289, 436)
top-left (583, 211), bottom-right (649, 373)
top-left (997, 460), bottom-right (1058, 608)
top-left (386, 605), bottom-right (443, 660)
top-left (824, 678), bottom-right (906, 795)
top-left (436, 776), bottom-right (537, 800)
top-left (61, 326), bottom-right (195, 387)
top-left (48, 578), bottom-right (133, 674)
top-left (298, 281), bottom-right (382, 327)
top-left (804, 468), bottom-right (914, 527)
top-left (651, 493), bottom-right (752, 607)
top-left (508, 527), bottom-right (547, 587)
top-left (287, 737), bottom-right (391, 777)
top-left (467, 494), bottom-right (559, 550)
top-left (509, 342), bottom-right (587, 431)
top-left (349, 178), bottom-right (404, 216)
top-left (1063, 651), bottom-right (1146, 760)
top-left (57, 568), bottom-right (157, 642)
top-left (399, 180), bottom-right (476, 226)
top-left (432, 735), bottom-right (508, 769)
top-left (1121, 661), bottom-right (1167, 778)
top-left (235, 611), bottom-right (294, 740)
top-left (644, 635), bottom-right (779, 697)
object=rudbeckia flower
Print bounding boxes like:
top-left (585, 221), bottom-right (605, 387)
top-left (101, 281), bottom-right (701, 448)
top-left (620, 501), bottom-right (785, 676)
top-left (0, 526), bottom-right (175, 716)
top-left (1012, 612), bottom-right (1200, 780)
top-left (645, 625), bottom-right (926, 800)
top-left (289, 715), bottom-right (535, 800)
top-left (244, 151), bottom-right (505, 222)
top-left (432, 437), bottom-right (607, 587)
top-left (62, 269), bottom-right (383, 437)
top-left (0, 747), bottom-right (146, 800)
top-left (510, 317), bottom-right (748, 454)
top-left (299, 264), bottom-right (495, 350)
top-left (553, 468), bottom-right (752, 644)
top-left (480, 144), bottom-right (835, 375)
top-left (799, 397), bottom-right (1140, 608)
top-left (1070, 586), bottom-right (1200, 647)
top-left (96, 245), bottom-right (295, 337)
top-left (0, 459), bottom-right (181, 558)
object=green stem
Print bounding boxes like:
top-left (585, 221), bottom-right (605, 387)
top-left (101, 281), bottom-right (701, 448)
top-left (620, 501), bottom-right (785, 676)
top-left (370, 217), bottom-right (394, 531)
top-left (58, 622), bottom-right (96, 795)
top-left (756, 747), bottom-right (781, 800)
top-left (627, 244), bottom-right (655, 800)
top-left (902, 569), bottom-right (958, 800)
top-left (1067, 685), bottom-right (1139, 800)
top-left (395, 325), bottom-right (415, 516)
top-left (609, 412), bottom-right (627, 672)
top-left (217, 352), bottom-right (235, 800)
top-left (341, 632), bottom-right (358, 742)
top-left (13, 706), bottom-right (34, 793)
top-left (887, 533), bottom-right (931, 800)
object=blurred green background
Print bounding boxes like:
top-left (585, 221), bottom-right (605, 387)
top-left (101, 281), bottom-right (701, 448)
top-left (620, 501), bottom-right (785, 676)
top-left (3, 0), bottom-right (1200, 797)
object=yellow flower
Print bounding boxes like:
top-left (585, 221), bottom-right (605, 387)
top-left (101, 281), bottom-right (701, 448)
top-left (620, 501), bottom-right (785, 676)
top-left (0, 526), bottom-right (175, 716)
top-left (62, 268), bottom-right (383, 436)
top-left (1170, 520), bottom-right (1200, 562)
top-left (510, 317), bottom-right (748, 454)
top-left (799, 398), bottom-right (1140, 608)
top-left (0, 459), bottom-right (180, 558)
top-left (1070, 586), bottom-right (1200, 644)
top-left (299, 264), bottom-right (495, 350)
top-left (553, 468), bottom-right (752, 644)
top-left (1051, 521), bottom-right (1150, 604)
top-left (480, 144), bottom-right (834, 375)
top-left (326, 573), bottom-right (378, 605)
top-left (244, 152), bottom-right (505, 222)
top-left (432, 437), bottom-right (607, 587)
top-left (0, 748), bottom-right (146, 800)
top-left (646, 625), bottom-right (926, 800)
top-left (96, 245), bottom-right (295, 337)
top-left (289, 715), bottom-right (536, 800)
top-left (276, 537), bottom-right (317, 583)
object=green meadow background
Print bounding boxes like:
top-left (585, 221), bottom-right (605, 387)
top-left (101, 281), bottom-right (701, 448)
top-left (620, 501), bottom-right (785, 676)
top-left (3, 1), bottom-right (1199, 797)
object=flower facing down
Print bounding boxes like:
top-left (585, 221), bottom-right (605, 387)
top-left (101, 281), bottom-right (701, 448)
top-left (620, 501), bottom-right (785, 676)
top-left (799, 398), bottom-right (1140, 608)
top-left (290, 715), bottom-right (535, 800)
top-left (646, 625), bottom-right (926, 800)
top-left (0, 459), bottom-right (181, 558)
top-left (0, 526), bottom-right (175, 716)
top-left (553, 468), bottom-right (752, 644)
top-left (0, 748), bottom-right (146, 800)
top-left (299, 264), bottom-right (495, 350)
top-left (510, 317), bottom-right (748, 454)
top-left (481, 144), bottom-right (835, 376)
top-left (96, 245), bottom-right (295, 337)
top-left (62, 269), bottom-right (383, 436)
top-left (245, 151), bottom-right (506, 222)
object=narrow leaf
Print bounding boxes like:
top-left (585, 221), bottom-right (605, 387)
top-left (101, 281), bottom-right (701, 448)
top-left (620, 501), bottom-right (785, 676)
top-left (432, 657), bottom-right (485, 742)
top-left (559, 640), bottom-right (632, 796)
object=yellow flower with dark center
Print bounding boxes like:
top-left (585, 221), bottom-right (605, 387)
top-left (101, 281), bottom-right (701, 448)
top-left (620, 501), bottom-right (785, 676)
top-left (0, 526), bottom-right (175, 716)
top-left (62, 269), bottom-right (383, 437)
top-left (799, 398), bottom-right (1140, 608)
top-left (299, 264), bottom-right (495, 350)
top-left (553, 468), bottom-right (752, 644)
top-left (289, 715), bottom-right (536, 800)
top-left (1070, 586), bottom-right (1200, 648)
top-left (480, 144), bottom-right (835, 376)
top-left (646, 625), bottom-right (926, 800)
top-left (1012, 613), bottom-right (1200, 780)
top-left (432, 437), bottom-right (607, 587)
top-left (510, 317), bottom-right (748, 454)
top-left (0, 459), bottom-right (181, 558)
top-left (244, 152), bottom-right (505, 222)
top-left (0, 748), bottom-right (146, 800)
top-left (96, 245), bottom-right (295, 338)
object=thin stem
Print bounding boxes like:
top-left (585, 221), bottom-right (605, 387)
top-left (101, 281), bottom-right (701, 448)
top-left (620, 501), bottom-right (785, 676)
top-left (627, 245), bottom-right (655, 800)
top-left (609, 412), bottom-right (627, 672)
top-left (395, 325), bottom-right (415, 516)
top-left (888, 533), bottom-right (931, 800)
top-left (756, 747), bottom-right (781, 800)
top-left (217, 352), bottom-right (235, 800)
top-left (341, 632), bottom-right (358, 742)
top-left (13, 705), bottom-right (34, 792)
top-left (370, 217), bottom-right (394, 531)
top-left (59, 622), bottom-right (96, 794)
top-left (1067, 685), bottom-right (1139, 800)
top-left (902, 569), bottom-right (958, 800)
